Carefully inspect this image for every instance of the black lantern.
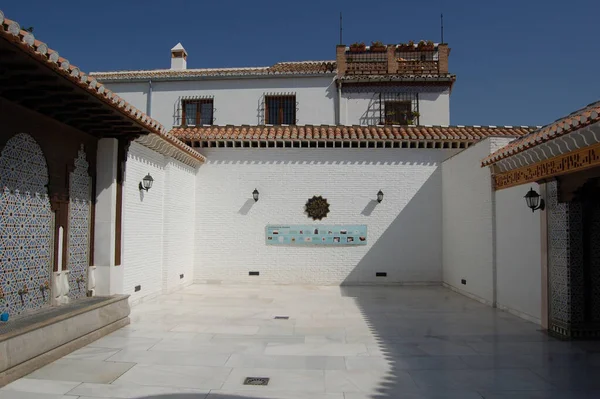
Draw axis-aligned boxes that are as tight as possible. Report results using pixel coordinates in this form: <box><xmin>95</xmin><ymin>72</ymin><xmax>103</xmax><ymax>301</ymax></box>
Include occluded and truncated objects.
<box><xmin>139</xmin><ymin>173</ymin><xmax>154</xmax><ymax>192</ymax></box>
<box><xmin>524</xmin><ymin>187</ymin><xmax>544</xmax><ymax>212</ymax></box>
<box><xmin>252</xmin><ymin>189</ymin><xmax>259</xmax><ymax>202</ymax></box>
<box><xmin>377</xmin><ymin>190</ymin><xmax>384</xmax><ymax>203</ymax></box>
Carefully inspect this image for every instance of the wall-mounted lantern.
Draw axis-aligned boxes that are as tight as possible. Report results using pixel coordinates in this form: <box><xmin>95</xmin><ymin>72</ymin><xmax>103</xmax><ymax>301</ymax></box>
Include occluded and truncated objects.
<box><xmin>253</xmin><ymin>189</ymin><xmax>259</xmax><ymax>202</ymax></box>
<box><xmin>377</xmin><ymin>190</ymin><xmax>384</xmax><ymax>203</ymax></box>
<box><xmin>524</xmin><ymin>187</ymin><xmax>544</xmax><ymax>212</ymax></box>
<box><xmin>139</xmin><ymin>173</ymin><xmax>154</xmax><ymax>192</ymax></box>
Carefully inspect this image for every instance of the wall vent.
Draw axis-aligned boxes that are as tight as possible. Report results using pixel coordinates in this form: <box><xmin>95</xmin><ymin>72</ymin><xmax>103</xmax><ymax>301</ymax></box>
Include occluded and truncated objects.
<box><xmin>249</xmin><ymin>271</ymin><xmax>260</xmax><ymax>276</ymax></box>
<box><xmin>274</xmin><ymin>316</ymin><xmax>289</xmax><ymax>320</ymax></box>
<box><xmin>461</xmin><ymin>279</ymin><xmax>466</xmax><ymax>285</ymax></box>
<box><xmin>376</xmin><ymin>272</ymin><xmax>387</xmax><ymax>277</ymax></box>
<box><xmin>134</xmin><ymin>285</ymin><xmax>141</xmax><ymax>292</ymax></box>
<box><xmin>180</xmin><ymin>274</ymin><xmax>184</xmax><ymax>279</ymax></box>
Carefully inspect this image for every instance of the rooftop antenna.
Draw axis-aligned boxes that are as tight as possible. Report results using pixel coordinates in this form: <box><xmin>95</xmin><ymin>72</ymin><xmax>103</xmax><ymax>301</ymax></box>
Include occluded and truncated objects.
<box><xmin>440</xmin><ymin>13</ymin><xmax>444</xmax><ymax>44</ymax></box>
<box><xmin>339</xmin><ymin>12</ymin><xmax>343</xmax><ymax>45</ymax></box>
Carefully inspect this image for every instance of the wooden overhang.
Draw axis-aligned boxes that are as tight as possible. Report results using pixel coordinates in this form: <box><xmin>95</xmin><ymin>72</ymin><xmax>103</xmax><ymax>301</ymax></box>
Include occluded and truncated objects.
<box><xmin>0</xmin><ymin>14</ymin><xmax>162</xmax><ymax>141</ymax></box>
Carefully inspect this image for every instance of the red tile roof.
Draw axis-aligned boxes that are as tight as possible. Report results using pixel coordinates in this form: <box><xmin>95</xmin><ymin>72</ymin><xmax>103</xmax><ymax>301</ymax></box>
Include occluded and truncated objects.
<box><xmin>90</xmin><ymin>61</ymin><xmax>337</xmax><ymax>81</ymax></box>
<box><xmin>482</xmin><ymin>101</ymin><xmax>600</xmax><ymax>166</ymax></box>
<box><xmin>0</xmin><ymin>10</ymin><xmax>204</xmax><ymax>164</ymax></box>
<box><xmin>171</xmin><ymin>125</ymin><xmax>535</xmax><ymax>144</ymax></box>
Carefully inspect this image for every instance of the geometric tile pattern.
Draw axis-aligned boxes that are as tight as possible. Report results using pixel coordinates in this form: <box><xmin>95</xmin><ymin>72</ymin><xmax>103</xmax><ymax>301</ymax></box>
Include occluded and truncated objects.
<box><xmin>67</xmin><ymin>145</ymin><xmax>92</xmax><ymax>300</ymax></box>
<box><xmin>0</xmin><ymin>133</ymin><xmax>54</xmax><ymax>317</ymax></box>
<box><xmin>547</xmin><ymin>180</ymin><xmax>572</xmax><ymax>328</ymax></box>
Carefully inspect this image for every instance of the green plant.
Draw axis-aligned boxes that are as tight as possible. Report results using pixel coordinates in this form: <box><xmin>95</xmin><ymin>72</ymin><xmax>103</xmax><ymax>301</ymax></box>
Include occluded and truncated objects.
<box><xmin>412</xmin><ymin>111</ymin><xmax>420</xmax><ymax>118</ymax></box>
<box><xmin>426</xmin><ymin>40</ymin><xmax>434</xmax><ymax>47</ymax></box>
<box><xmin>350</xmin><ymin>42</ymin><xmax>365</xmax><ymax>48</ymax></box>
<box><xmin>407</xmin><ymin>119</ymin><xmax>414</xmax><ymax>125</ymax></box>
<box><xmin>371</xmin><ymin>41</ymin><xmax>385</xmax><ymax>48</ymax></box>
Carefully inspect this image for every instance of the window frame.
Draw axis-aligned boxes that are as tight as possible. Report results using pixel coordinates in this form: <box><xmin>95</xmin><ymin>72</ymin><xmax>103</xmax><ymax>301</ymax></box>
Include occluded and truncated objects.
<box><xmin>181</xmin><ymin>98</ymin><xmax>214</xmax><ymax>126</ymax></box>
<box><xmin>264</xmin><ymin>95</ymin><xmax>296</xmax><ymax>125</ymax></box>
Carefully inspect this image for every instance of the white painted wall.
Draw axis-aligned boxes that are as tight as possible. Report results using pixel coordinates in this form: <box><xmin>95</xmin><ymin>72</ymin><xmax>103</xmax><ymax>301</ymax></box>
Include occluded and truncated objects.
<box><xmin>419</xmin><ymin>91</ymin><xmax>450</xmax><ymax>125</ymax></box>
<box><xmin>343</xmin><ymin>91</ymin><xmax>450</xmax><ymax>126</ymax></box>
<box><xmin>106</xmin><ymin>77</ymin><xmax>337</xmax><ymax>129</ymax></box>
<box><xmin>103</xmin><ymin>78</ymin><xmax>451</xmax><ymax>129</ymax></box>
<box><xmin>121</xmin><ymin>141</ymin><xmax>197</xmax><ymax>303</ymax></box>
<box><xmin>495</xmin><ymin>183</ymin><xmax>542</xmax><ymax>323</ymax></box>
<box><xmin>194</xmin><ymin>148</ymin><xmax>457</xmax><ymax>285</ymax></box>
<box><xmin>442</xmin><ymin>139</ymin><xmax>496</xmax><ymax>304</ymax></box>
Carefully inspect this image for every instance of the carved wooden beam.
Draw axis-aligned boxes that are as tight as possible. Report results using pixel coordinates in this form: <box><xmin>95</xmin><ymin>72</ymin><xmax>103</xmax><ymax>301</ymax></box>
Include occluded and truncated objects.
<box><xmin>493</xmin><ymin>141</ymin><xmax>600</xmax><ymax>190</ymax></box>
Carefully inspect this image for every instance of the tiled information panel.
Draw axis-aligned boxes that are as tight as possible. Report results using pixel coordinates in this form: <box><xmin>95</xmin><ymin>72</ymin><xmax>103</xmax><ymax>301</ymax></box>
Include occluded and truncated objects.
<box><xmin>266</xmin><ymin>225</ymin><xmax>367</xmax><ymax>246</ymax></box>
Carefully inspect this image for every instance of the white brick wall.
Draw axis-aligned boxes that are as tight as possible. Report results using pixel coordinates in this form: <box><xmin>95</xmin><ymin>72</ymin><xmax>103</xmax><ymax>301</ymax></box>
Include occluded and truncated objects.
<box><xmin>495</xmin><ymin>183</ymin><xmax>542</xmax><ymax>323</ymax></box>
<box><xmin>442</xmin><ymin>139</ymin><xmax>495</xmax><ymax>303</ymax></box>
<box><xmin>163</xmin><ymin>159</ymin><xmax>196</xmax><ymax>291</ymax></box>
<box><xmin>194</xmin><ymin>148</ymin><xmax>457</xmax><ymax>285</ymax></box>
<box><xmin>122</xmin><ymin>142</ymin><xmax>197</xmax><ymax>303</ymax></box>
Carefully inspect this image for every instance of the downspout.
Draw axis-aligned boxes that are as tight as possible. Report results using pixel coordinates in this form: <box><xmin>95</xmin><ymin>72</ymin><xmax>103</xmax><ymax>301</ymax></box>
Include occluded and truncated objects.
<box><xmin>336</xmin><ymin>80</ymin><xmax>342</xmax><ymax>125</ymax></box>
<box><xmin>146</xmin><ymin>79</ymin><xmax>153</xmax><ymax>117</ymax></box>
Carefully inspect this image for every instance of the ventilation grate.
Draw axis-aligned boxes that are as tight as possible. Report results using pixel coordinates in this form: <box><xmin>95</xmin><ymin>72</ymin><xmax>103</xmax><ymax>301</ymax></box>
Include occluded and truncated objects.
<box><xmin>274</xmin><ymin>316</ymin><xmax>289</xmax><ymax>320</ymax></box>
<box><xmin>243</xmin><ymin>377</ymin><xmax>269</xmax><ymax>386</ymax></box>
<box><xmin>249</xmin><ymin>271</ymin><xmax>260</xmax><ymax>276</ymax></box>
<box><xmin>376</xmin><ymin>272</ymin><xmax>387</xmax><ymax>277</ymax></box>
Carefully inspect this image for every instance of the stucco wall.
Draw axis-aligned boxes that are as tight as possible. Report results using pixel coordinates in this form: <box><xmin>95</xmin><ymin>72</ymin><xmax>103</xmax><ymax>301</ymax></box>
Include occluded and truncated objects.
<box><xmin>194</xmin><ymin>148</ymin><xmax>457</xmax><ymax>285</ymax></box>
<box><xmin>103</xmin><ymin>78</ymin><xmax>451</xmax><ymax>129</ymax></box>
<box><xmin>495</xmin><ymin>183</ymin><xmax>542</xmax><ymax>323</ymax></box>
<box><xmin>343</xmin><ymin>91</ymin><xmax>450</xmax><ymax>126</ymax></box>
<box><xmin>442</xmin><ymin>139</ymin><xmax>496</xmax><ymax>304</ymax></box>
<box><xmin>121</xmin><ymin>142</ymin><xmax>196</xmax><ymax>303</ymax></box>
<box><xmin>105</xmin><ymin>77</ymin><xmax>337</xmax><ymax>129</ymax></box>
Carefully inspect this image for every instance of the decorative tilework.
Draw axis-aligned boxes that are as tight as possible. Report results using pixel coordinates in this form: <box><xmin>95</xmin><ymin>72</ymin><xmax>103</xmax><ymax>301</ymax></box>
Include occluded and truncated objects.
<box><xmin>493</xmin><ymin>142</ymin><xmax>600</xmax><ymax>190</ymax></box>
<box><xmin>67</xmin><ymin>146</ymin><xmax>91</xmax><ymax>300</ymax></box>
<box><xmin>0</xmin><ymin>133</ymin><xmax>53</xmax><ymax>317</ymax></box>
<box><xmin>547</xmin><ymin>181</ymin><xmax>572</xmax><ymax>327</ymax></box>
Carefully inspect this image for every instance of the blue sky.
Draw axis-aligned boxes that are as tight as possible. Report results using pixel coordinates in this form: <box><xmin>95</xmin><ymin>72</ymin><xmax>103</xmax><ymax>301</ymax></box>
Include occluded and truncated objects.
<box><xmin>2</xmin><ymin>0</ymin><xmax>598</xmax><ymax>126</ymax></box>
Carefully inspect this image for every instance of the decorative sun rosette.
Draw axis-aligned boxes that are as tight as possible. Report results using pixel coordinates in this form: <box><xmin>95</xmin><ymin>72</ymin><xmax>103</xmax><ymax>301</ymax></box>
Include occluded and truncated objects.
<box><xmin>305</xmin><ymin>196</ymin><xmax>330</xmax><ymax>220</ymax></box>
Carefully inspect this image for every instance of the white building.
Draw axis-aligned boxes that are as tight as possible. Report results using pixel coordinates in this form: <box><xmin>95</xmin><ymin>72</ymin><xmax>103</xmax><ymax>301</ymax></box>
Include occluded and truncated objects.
<box><xmin>91</xmin><ymin>42</ymin><xmax>452</xmax><ymax>128</ymax></box>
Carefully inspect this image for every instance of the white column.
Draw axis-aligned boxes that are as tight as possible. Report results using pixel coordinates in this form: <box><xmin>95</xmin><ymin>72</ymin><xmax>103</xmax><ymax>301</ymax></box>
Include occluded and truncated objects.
<box><xmin>93</xmin><ymin>138</ymin><xmax>124</xmax><ymax>295</ymax></box>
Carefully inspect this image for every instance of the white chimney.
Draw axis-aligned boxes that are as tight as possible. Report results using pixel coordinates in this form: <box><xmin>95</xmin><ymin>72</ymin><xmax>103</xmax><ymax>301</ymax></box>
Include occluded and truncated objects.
<box><xmin>170</xmin><ymin>43</ymin><xmax>187</xmax><ymax>70</ymax></box>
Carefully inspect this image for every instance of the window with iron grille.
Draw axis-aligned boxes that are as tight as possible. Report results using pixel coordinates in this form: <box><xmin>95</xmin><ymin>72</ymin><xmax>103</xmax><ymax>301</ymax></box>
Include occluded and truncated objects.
<box><xmin>182</xmin><ymin>98</ymin><xmax>214</xmax><ymax>126</ymax></box>
<box><xmin>265</xmin><ymin>95</ymin><xmax>296</xmax><ymax>125</ymax></box>
<box><xmin>384</xmin><ymin>101</ymin><xmax>412</xmax><ymax>125</ymax></box>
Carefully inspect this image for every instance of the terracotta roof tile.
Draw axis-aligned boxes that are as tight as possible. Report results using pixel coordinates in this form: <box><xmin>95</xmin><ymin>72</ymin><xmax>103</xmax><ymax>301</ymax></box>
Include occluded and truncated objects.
<box><xmin>482</xmin><ymin>101</ymin><xmax>600</xmax><ymax>166</ymax></box>
<box><xmin>90</xmin><ymin>61</ymin><xmax>337</xmax><ymax>81</ymax></box>
<box><xmin>0</xmin><ymin>9</ymin><xmax>204</xmax><ymax>164</ymax></box>
<box><xmin>171</xmin><ymin>125</ymin><xmax>535</xmax><ymax>145</ymax></box>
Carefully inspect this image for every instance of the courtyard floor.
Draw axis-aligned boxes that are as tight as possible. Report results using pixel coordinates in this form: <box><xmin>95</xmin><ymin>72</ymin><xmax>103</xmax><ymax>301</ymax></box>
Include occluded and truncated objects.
<box><xmin>1</xmin><ymin>285</ymin><xmax>600</xmax><ymax>399</ymax></box>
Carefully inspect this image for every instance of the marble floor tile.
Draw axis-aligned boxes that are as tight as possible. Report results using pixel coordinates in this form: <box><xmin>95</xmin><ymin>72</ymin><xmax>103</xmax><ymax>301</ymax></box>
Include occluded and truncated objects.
<box><xmin>111</xmin><ymin>364</ymin><xmax>231</xmax><ymax>390</ymax></box>
<box><xmin>221</xmin><ymin>368</ymin><xmax>326</xmax><ymax>392</ymax></box>
<box><xmin>7</xmin><ymin>285</ymin><xmax>600</xmax><ymax>399</ymax></box>
<box><xmin>264</xmin><ymin>343</ymin><xmax>369</xmax><ymax>356</ymax></box>
<box><xmin>105</xmin><ymin>349</ymin><xmax>231</xmax><ymax>367</ymax></box>
<box><xmin>25</xmin><ymin>359</ymin><xmax>135</xmax><ymax>384</ymax></box>
<box><xmin>408</xmin><ymin>368</ymin><xmax>556</xmax><ymax>391</ymax></box>
<box><xmin>63</xmin><ymin>346</ymin><xmax>121</xmax><ymax>361</ymax></box>
<box><xmin>0</xmin><ymin>393</ymin><xmax>76</xmax><ymax>399</ymax></box>
<box><xmin>206</xmin><ymin>390</ymin><xmax>343</xmax><ymax>399</ymax></box>
<box><xmin>0</xmin><ymin>379</ymin><xmax>81</xmax><ymax>394</ymax></box>
<box><xmin>67</xmin><ymin>382</ymin><xmax>209</xmax><ymax>398</ymax></box>
<box><xmin>225</xmin><ymin>354</ymin><xmax>346</xmax><ymax>370</ymax></box>
<box><xmin>85</xmin><ymin>336</ymin><xmax>162</xmax><ymax>351</ymax></box>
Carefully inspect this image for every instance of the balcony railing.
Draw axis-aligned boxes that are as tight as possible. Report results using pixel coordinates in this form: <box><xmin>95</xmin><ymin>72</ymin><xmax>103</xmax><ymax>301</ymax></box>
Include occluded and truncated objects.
<box><xmin>345</xmin><ymin>51</ymin><xmax>387</xmax><ymax>75</ymax></box>
<box><xmin>343</xmin><ymin>47</ymin><xmax>442</xmax><ymax>76</ymax></box>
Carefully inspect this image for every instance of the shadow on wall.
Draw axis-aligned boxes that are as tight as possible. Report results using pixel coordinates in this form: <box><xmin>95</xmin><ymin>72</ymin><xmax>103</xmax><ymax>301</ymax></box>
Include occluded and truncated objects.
<box><xmin>238</xmin><ymin>198</ymin><xmax>255</xmax><ymax>215</ymax></box>
<box><xmin>358</xmin><ymin>94</ymin><xmax>382</xmax><ymax>126</ymax></box>
<box><xmin>343</xmin><ymin>170</ymin><xmax>442</xmax><ymax>285</ymax></box>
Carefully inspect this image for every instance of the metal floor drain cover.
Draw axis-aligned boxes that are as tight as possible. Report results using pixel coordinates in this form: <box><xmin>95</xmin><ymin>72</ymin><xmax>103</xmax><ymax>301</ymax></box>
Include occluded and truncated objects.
<box><xmin>244</xmin><ymin>377</ymin><xmax>270</xmax><ymax>386</ymax></box>
<box><xmin>274</xmin><ymin>316</ymin><xmax>289</xmax><ymax>320</ymax></box>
